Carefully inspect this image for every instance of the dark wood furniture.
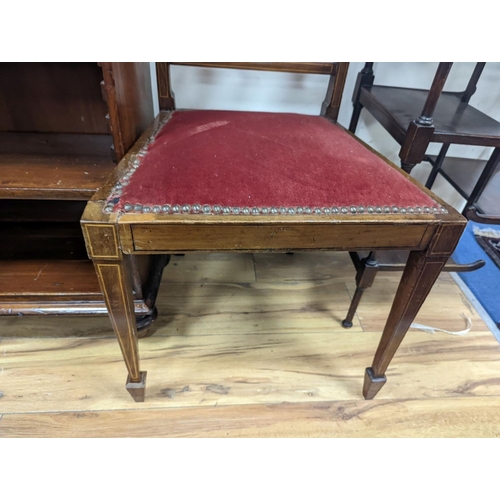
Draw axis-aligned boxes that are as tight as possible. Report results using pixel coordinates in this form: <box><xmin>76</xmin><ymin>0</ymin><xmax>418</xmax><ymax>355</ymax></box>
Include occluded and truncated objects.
<box><xmin>341</xmin><ymin>249</ymin><xmax>484</xmax><ymax>328</ymax></box>
<box><xmin>350</xmin><ymin>62</ymin><xmax>500</xmax><ymax>212</ymax></box>
<box><xmin>343</xmin><ymin>63</ymin><xmax>499</xmax><ymax>327</ymax></box>
<box><xmin>0</xmin><ymin>63</ymin><xmax>165</xmax><ymax>333</ymax></box>
<box><xmin>82</xmin><ymin>62</ymin><xmax>466</xmax><ymax>402</ymax></box>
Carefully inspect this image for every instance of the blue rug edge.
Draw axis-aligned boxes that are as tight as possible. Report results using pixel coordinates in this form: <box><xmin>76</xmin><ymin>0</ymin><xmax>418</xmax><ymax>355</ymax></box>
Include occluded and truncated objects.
<box><xmin>452</xmin><ymin>221</ymin><xmax>500</xmax><ymax>342</ymax></box>
<box><xmin>450</xmin><ymin>272</ymin><xmax>500</xmax><ymax>344</ymax></box>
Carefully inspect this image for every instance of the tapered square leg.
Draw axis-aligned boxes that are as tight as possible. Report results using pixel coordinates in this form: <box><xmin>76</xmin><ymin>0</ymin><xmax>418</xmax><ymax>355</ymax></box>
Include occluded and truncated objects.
<box><xmin>363</xmin><ymin>368</ymin><xmax>386</xmax><ymax>400</ymax></box>
<box><xmin>365</xmin><ymin>223</ymin><xmax>465</xmax><ymax>399</ymax></box>
<box><xmin>126</xmin><ymin>371</ymin><xmax>147</xmax><ymax>402</ymax></box>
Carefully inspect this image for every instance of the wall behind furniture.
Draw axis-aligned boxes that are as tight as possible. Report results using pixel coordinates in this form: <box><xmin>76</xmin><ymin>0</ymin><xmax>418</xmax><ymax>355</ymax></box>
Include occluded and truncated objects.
<box><xmin>149</xmin><ymin>62</ymin><xmax>500</xmax><ymax>212</ymax></box>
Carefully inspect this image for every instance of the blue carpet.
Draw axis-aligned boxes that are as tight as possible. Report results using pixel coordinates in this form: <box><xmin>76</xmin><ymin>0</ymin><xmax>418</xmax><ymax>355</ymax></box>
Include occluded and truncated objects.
<box><xmin>453</xmin><ymin>221</ymin><xmax>500</xmax><ymax>328</ymax></box>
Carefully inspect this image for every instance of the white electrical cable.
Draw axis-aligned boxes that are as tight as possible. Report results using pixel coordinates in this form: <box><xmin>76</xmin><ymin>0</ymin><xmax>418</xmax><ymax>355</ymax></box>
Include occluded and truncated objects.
<box><xmin>410</xmin><ymin>313</ymin><xmax>472</xmax><ymax>336</ymax></box>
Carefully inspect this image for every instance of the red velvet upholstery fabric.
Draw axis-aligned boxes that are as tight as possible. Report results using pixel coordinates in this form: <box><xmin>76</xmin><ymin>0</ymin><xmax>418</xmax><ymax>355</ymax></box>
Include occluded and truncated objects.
<box><xmin>111</xmin><ymin>110</ymin><xmax>440</xmax><ymax>214</ymax></box>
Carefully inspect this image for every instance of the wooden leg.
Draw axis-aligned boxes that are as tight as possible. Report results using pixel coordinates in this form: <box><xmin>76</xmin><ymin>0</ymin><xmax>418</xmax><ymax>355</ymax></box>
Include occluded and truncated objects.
<box><xmin>136</xmin><ymin>307</ymin><xmax>159</xmax><ymax>339</ymax></box>
<box><xmin>343</xmin><ymin>252</ymin><xmax>379</xmax><ymax>328</ymax></box>
<box><xmin>349</xmin><ymin>62</ymin><xmax>374</xmax><ymax>133</ymax></box>
<box><xmin>425</xmin><ymin>144</ymin><xmax>449</xmax><ymax>189</ymax></box>
<box><xmin>93</xmin><ymin>259</ymin><xmax>146</xmax><ymax>402</ymax></box>
<box><xmin>363</xmin><ymin>223</ymin><xmax>465</xmax><ymax>399</ymax></box>
<box><xmin>464</xmin><ymin>147</ymin><xmax>500</xmax><ymax>213</ymax></box>
<box><xmin>349</xmin><ymin>104</ymin><xmax>363</xmax><ymax>133</ymax></box>
<box><xmin>135</xmin><ymin>254</ymin><xmax>170</xmax><ymax>339</ymax></box>
<box><xmin>401</xmin><ymin>162</ymin><xmax>416</xmax><ymax>175</ymax></box>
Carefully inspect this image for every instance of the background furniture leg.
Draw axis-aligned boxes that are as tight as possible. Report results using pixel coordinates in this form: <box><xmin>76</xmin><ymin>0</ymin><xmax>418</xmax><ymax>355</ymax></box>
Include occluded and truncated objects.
<box><xmin>349</xmin><ymin>62</ymin><xmax>374</xmax><ymax>133</ymax></box>
<box><xmin>464</xmin><ymin>147</ymin><xmax>500</xmax><ymax>214</ymax></box>
<box><xmin>135</xmin><ymin>254</ymin><xmax>170</xmax><ymax>338</ymax></box>
<box><xmin>343</xmin><ymin>252</ymin><xmax>379</xmax><ymax>328</ymax></box>
<box><xmin>349</xmin><ymin>104</ymin><xmax>363</xmax><ymax>133</ymax></box>
<box><xmin>425</xmin><ymin>144</ymin><xmax>450</xmax><ymax>189</ymax></box>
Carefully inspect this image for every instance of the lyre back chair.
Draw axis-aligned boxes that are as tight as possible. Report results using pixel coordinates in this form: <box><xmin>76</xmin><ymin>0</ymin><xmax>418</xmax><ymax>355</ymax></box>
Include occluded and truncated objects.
<box><xmin>82</xmin><ymin>62</ymin><xmax>466</xmax><ymax>402</ymax></box>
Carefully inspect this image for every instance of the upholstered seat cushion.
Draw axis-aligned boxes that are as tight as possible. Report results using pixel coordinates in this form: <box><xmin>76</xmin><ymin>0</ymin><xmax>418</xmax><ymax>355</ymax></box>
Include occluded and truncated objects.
<box><xmin>107</xmin><ymin>110</ymin><xmax>443</xmax><ymax>215</ymax></box>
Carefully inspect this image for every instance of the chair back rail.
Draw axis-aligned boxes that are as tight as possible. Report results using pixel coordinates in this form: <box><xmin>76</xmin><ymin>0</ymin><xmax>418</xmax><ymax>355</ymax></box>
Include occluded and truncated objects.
<box><xmin>173</xmin><ymin>62</ymin><xmax>336</xmax><ymax>74</ymax></box>
<box><xmin>155</xmin><ymin>62</ymin><xmax>349</xmax><ymax>122</ymax></box>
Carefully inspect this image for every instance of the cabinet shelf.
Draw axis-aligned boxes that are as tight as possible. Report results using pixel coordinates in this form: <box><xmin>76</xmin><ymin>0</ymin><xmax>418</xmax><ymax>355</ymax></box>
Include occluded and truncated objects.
<box><xmin>0</xmin><ymin>132</ymin><xmax>114</xmax><ymax>200</ymax></box>
<box><xmin>426</xmin><ymin>154</ymin><xmax>488</xmax><ymax>199</ymax></box>
<box><xmin>0</xmin><ymin>62</ymin><xmax>155</xmax><ymax>320</ymax></box>
<box><xmin>0</xmin><ymin>200</ymin><xmax>87</xmax><ymax>222</ymax></box>
<box><xmin>0</xmin><ymin>222</ymin><xmax>87</xmax><ymax>260</ymax></box>
<box><xmin>0</xmin><ymin>259</ymin><xmax>149</xmax><ymax>316</ymax></box>
<box><xmin>361</xmin><ymin>86</ymin><xmax>500</xmax><ymax>146</ymax></box>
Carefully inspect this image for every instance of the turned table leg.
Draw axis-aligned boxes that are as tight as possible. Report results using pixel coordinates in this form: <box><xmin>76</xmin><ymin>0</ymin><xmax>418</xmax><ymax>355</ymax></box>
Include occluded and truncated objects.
<box><xmin>363</xmin><ymin>223</ymin><xmax>465</xmax><ymax>399</ymax></box>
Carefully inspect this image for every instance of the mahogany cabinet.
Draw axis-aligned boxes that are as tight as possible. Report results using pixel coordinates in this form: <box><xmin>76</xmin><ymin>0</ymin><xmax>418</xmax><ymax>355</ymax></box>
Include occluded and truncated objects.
<box><xmin>0</xmin><ymin>62</ymin><xmax>161</xmax><ymax>327</ymax></box>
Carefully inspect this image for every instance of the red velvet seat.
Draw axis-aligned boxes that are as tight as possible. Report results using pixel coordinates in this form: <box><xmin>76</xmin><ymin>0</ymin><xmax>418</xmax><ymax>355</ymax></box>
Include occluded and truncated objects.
<box><xmin>106</xmin><ymin>110</ymin><xmax>445</xmax><ymax>216</ymax></box>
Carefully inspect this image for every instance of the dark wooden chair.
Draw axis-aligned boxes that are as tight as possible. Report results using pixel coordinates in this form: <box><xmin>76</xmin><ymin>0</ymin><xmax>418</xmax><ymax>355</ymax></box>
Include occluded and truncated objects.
<box><xmin>82</xmin><ymin>62</ymin><xmax>466</xmax><ymax>403</ymax></box>
<box><xmin>342</xmin><ymin>63</ymin><xmax>498</xmax><ymax>328</ymax></box>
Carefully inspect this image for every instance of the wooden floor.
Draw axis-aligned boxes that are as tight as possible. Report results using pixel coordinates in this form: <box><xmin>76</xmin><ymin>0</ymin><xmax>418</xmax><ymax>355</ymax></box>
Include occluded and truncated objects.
<box><xmin>1</xmin><ymin>252</ymin><xmax>500</xmax><ymax>437</ymax></box>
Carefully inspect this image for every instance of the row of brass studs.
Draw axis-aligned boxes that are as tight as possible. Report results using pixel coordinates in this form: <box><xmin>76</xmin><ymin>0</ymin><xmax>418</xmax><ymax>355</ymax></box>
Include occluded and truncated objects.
<box><xmin>112</xmin><ymin>203</ymin><xmax>448</xmax><ymax>215</ymax></box>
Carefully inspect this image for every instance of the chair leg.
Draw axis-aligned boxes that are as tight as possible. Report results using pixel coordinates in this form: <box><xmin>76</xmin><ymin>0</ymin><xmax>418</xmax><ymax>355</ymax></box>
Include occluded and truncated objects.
<box><xmin>343</xmin><ymin>252</ymin><xmax>379</xmax><ymax>328</ymax></box>
<box><xmin>363</xmin><ymin>223</ymin><xmax>465</xmax><ymax>399</ymax></box>
<box><xmin>93</xmin><ymin>258</ymin><xmax>146</xmax><ymax>402</ymax></box>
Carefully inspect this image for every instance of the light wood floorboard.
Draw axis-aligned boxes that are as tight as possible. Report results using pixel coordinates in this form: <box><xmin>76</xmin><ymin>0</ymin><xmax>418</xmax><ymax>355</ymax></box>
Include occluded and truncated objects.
<box><xmin>2</xmin><ymin>397</ymin><xmax>500</xmax><ymax>438</ymax></box>
<box><xmin>1</xmin><ymin>252</ymin><xmax>499</xmax><ymax>436</ymax></box>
